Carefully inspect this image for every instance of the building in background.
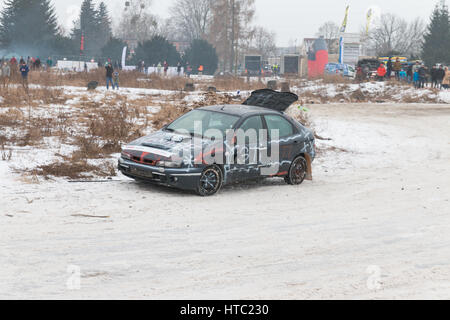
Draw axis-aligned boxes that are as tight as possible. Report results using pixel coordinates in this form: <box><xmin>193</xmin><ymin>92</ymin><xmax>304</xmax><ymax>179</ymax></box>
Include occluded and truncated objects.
<box><xmin>340</xmin><ymin>33</ymin><xmax>361</xmax><ymax>66</ymax></box>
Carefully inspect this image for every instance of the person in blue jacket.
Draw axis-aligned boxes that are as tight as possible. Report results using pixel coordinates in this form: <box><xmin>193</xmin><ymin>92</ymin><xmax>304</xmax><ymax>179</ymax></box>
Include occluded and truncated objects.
<box><xmin>19</xmin><ymin>61</ymin><xmax>29</xmax><ymax>90</ymax></box>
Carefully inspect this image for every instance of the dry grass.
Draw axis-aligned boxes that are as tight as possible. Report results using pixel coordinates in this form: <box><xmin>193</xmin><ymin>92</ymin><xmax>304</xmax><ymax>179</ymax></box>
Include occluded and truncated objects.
<box><xmin>317</xmin><ymin>74</ymin><xmax>353</xmax><ymax>84</ymax></box>
<box><xmin>206</xmin><ymin>75</ymin><xmax>266</xmax><ymax>91</ymax></box>
<box><xmin>15</xmin><ymin>69</ymin><xmax>189</xmax><ymax>91</ymax></box>
<box><xmin>35</xmin><ymin>159</ymin><xmax>116</xmax><ymax>180</ymax></box>
<box><xmin>5</xmin><ymin>69</ymin><xmax>272</xmax><ymax>92</ymax></box>
<box><xmin>85</xmin><ymin>101</ymin><xmax>147</xmax><ymax>153</ymax></box>
<box><xmin>0</xmin><ymin>86</ymin><xmax>72</xmax><ymax>108</ymax></box>
<box><xmin>0</xmin><ymin>107</ymin><xmax>24</xmax><ymax>125</ymax></box>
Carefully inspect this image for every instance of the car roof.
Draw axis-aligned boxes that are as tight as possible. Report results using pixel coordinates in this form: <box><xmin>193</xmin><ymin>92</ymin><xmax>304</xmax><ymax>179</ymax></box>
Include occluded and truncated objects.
<box><xmin>199</xmin><ymin>104</ymin><xmax>283</xmax><ymax>117</ymax></box>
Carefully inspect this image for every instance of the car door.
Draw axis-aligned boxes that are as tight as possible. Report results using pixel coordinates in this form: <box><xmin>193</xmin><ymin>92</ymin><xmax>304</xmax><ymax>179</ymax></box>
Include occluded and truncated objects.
<box><xmin>263</xmin><ymin>114</ymin><xmax>296</xmax><ymax>175</ymax></box>
<box><xmin>230</xmin><ymin>115</ymin><xmax>266</xmax><ymax>182</ymax></box>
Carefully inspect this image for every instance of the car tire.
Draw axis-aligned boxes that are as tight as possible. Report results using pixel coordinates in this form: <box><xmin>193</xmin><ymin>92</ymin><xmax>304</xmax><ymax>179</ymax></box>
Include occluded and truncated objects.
<box><xmin>285</xmin><ymin>156</ymin><xmax>308</xmax><ymax>185</ymax></box>
<box><xmin>197</xmin><ymin>165</ymin><xmax>223</xmax><ymax>196</ymax></box>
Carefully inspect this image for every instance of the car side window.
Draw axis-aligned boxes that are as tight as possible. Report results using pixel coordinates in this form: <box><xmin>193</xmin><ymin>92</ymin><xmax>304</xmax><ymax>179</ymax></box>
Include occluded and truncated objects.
<box><xmin>264</xmin><ymin>115</ymin><xmax>294</xmax><ymax>139</ymax></box>
<box><xmin>239</xmin><ymin>116</ymin><xmax>263</xmax><ymax>132</ymax></box>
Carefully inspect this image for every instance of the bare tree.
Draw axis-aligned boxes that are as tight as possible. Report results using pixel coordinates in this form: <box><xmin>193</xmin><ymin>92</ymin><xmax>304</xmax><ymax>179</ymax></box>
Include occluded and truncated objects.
<box><xmin>168</xmin><ymin>0</ymin><xmax>212</xmax><ymax>42</ymax></box>
<box><xmin>115</xmin><ymin>0</ymin><xmax>159</xmax><ymax>43</ymax></box>
<box><xmin>366</xmin><ymin>14</ymin><xmax>425</xmax><ymax>57</ymax></box>
<box><xmin>316</xmin><ymin>21</ymin><xmax>340</xmax><ymax>53</ymax></box>
<box><xmin>209</xmin><ymin>0</ymin><xmax>255</xmax><ymax>73</ymax></box>
<box><xmin>244</xmin><ymin>26</ymin><xmax>277</xmax><ymax>59</ymax></box>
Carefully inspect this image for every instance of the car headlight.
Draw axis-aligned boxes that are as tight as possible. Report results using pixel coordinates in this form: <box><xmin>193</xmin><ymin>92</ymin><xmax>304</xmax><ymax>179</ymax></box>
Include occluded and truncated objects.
<box><xmin>156</xmin><ymin>160</ymin><xmax>182</xmax><ymax>168</ymax></box>
<box><xmin>121</xmin><ymin>151</ymin><xmax>132</xmax><ymax>160</ymax></box>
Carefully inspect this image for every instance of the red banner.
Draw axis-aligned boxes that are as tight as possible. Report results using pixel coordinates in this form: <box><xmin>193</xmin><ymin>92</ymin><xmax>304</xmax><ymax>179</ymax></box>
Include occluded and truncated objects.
<box><xmin>80</xmin><ymin>34</ymin><xmax>85</xmax><ymax>53</ymax></box>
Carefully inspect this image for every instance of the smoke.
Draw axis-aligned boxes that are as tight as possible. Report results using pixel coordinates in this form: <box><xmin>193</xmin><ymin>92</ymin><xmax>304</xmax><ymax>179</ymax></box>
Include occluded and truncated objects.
<box><xmin>0</xmin><ymin>44</ymin><xmax>54</xmax><ymax>60</ymax></box>
<box><xmin>65</xmin><ymin>5</ymin><xmax>81</xmax><ymax>33</ymax></box>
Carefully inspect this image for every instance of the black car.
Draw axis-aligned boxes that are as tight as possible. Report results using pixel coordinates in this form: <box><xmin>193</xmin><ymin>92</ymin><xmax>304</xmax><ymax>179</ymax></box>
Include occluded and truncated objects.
<box><xmin>357</xmin><ymin>58</ymin><xmax>380</xmax><ymax>78</ymax></box>
<box><xmin>118</xmin><ymin>89</ymin><xmax>316</xmax><ymax>196</ymax></box>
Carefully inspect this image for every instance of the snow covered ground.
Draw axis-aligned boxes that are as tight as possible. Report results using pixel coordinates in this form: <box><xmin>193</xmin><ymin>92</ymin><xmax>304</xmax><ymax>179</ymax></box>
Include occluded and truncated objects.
<box><xmin>1</xmin><ymin>100</ymin><xmax>450</xmax><ymax>299</ymax></box>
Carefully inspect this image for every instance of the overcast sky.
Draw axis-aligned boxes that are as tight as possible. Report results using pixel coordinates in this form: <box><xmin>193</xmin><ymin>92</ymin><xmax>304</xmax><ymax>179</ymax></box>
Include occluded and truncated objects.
<box><xmin>3</xmin><ymin>0</ymin><xmax>439</xmax><ymax>45</ymax></box>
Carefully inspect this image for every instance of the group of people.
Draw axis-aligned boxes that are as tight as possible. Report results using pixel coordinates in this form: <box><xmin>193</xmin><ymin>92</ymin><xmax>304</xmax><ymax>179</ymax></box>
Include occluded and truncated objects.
<box><xmin>372</xmin><ymin>58</ymin><xmax>406</xmax><ymax>81</ymax></box>
<box><xmin>136</xmin><ymin>61</ymin><xmax>200</xmax><ymax>78</ymax></box>
<box><xmin>0</xmin><ymin>55</ymin><xmax>46</xmax><ymax>90</ymax></box>
<box><xmin>408</xmin><ymin>62</ymin><xmax>449</xmax><ymax>89</ymax></box>
<box><xmin>271</xmin><ymin>64</ymin><xmax>280</xmax><ymax>76</ymax></box>
<box><xmin>359</xmin><ymin>57</ymin><xmax>450</xmax><ymax>90</ymax></box>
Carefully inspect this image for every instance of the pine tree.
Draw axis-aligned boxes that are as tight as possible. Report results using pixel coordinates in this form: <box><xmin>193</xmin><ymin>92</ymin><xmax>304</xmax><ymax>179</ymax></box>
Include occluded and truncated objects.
<box><xmin>96</xmin><ymin>2</ymin><xmax>112</xmax><ymax>50</ymax></box>
<box><xmin>0</xmin><ymin>0</ymin><xmax>59</xmax><ymax>56</ymax></box>
<box><xmin>183</xmin><ymin>39</ymin><xmax>218</xmax><ymax>75</ymax></box>
<box><xmin>422</xmin><ymin>0</ymin><xmax>450</xmax><ymax>66</ymax></box>
<box><xmin>134</xmin><ymin>36</ymin><xmax>181</xmax><ymax>66</ymax></box>
<box><xmin>71</xmin><ymin>0</ymin><xmax>112</xmax><ymax>57</ymax></box>
<box><xmin>71</xmin><ymin>0</ymin><xmax>99</xmax><ymax>56</ymax></box>
<box><xmin>101</xmin><ymin>37</ymin><xmax>126</xmax><ymax>62</ymax></box>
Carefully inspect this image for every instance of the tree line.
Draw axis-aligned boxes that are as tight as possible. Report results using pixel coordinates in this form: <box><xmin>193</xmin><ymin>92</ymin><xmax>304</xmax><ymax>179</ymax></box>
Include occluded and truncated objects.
<box><xmin>316</xmin><ymin>0</ymin><xmax>450</xmax><ymax>66</ymax></box>
<box><xmin>0</xmin><ymin>0</ymin><xmax>276</xmax><ymax>75</ymax></box>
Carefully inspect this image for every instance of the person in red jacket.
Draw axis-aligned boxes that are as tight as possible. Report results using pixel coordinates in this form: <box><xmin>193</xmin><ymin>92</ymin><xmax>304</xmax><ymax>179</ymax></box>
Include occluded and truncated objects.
<box><xmin>377</xmin><ymin>64</ymin><xmax>387</xmax><ymax>81</ymax></box>
<box><xmin>198</xmin><ymin>64</ymin><xmax>204</xmax><ymax>75</ymax></box>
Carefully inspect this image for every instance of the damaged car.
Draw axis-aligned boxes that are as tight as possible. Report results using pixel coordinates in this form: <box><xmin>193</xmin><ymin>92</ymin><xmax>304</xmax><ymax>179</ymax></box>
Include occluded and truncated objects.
<box><xmin>118</xmin><ymin>89</ymin><xmax>316</xmax><ymax>196</ymax></box>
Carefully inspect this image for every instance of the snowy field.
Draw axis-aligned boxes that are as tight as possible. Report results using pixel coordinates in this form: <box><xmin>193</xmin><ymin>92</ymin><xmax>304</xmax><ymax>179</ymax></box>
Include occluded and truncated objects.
<box><xmin>1</xmin><ymin>88</ymin><xmax>449</xmax><ymax>299</ymax></box>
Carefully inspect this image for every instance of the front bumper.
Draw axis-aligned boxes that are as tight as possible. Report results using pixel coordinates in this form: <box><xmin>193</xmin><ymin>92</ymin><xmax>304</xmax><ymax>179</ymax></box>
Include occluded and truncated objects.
<box><xmin>118</xmin><ymin>158</ymin><xmax>203</xmax><ymax>191</ymax></box>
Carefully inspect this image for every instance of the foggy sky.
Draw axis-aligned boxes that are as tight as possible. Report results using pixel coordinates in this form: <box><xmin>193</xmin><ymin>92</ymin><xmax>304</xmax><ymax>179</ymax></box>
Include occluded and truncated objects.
<box><xmin>2</xmin><ymin>0</ymin><xmax>439</xmax><ymax>45</ymax></box>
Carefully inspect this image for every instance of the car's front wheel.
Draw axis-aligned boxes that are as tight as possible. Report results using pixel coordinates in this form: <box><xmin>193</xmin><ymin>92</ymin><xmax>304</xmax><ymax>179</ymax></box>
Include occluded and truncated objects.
<box><xmin>285</xmin><ymin>156</ymin><xmax>307</xmax><ymax>185</ymax></box>
<box><xmin>197</xmin><ymin>165</ymin><xmax>223</xmax><ymax>196</ymax></box>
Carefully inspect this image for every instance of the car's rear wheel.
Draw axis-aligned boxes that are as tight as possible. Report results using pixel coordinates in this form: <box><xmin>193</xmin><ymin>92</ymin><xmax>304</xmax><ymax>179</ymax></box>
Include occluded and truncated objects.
<box><xmin>285</xmin><ymin>156</ymin><xmax>307</xmax><ymax>185</ymax></box>
<box><xmin>197</xmin><ymin>165</ymin><xmax>223</xmax><ymax>196</ymax></box>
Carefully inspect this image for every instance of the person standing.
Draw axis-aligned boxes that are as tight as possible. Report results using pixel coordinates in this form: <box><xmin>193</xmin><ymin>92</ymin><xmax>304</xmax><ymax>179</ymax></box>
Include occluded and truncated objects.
<box><xmin>34</xmin><ymin>57</ymin><xmax>41</xmax><ymax>70</ymax></box>
<box><xmin>407</xmin><ymin>64</ymin><xmax>413</xmax><ymax>83</ymax></box>
<box><xmin>46</xmin><ymin>57</ymin><xmax>53</xmax><ymax>69</ymax></box>
<box><xmin>19</xmin><ymin>61</ymin><xmax>29</xmax><ymax>91</ymax></box>
<box><xmin>177</xmin><ymin>62</ymin><xmax>182</xmax><ymax>76</ymax></box>
<box><xmin>412</xmin><ymin>61</ymin><xmax>420</xmax><ymax>88</ymax></box>
<box><xmin>436</xmin><ymin>65</ymin><xmax>445</xmax><ymax>89</ymax></box>
<box><xmin>163</xmin><ymin>61</ymin><xmax>169</xmax><ymax>76</ymax></box>
<box><xmin>430</xmin><ymin>65</ymin><xmax>438</xmax><ymax>88</ymax></box>
<box><xmin>386</xmin><ymin>57</ymin><xmax>393</xmax><ymax>79</ymax></box>
<box><xmin>393</xmin><ymin>58</ymin><xmax>402</xmax><ymax>80</ymax></box>
<box><xmin>1</xmin><ymin>61</ymin><xmax>11</xmax><ymax>89</ymax></box>
<box><xmin>157</xmin><ymin>62</ymin><xmax>162</xmax><ymax>75</ymax></box>
<box><xmin>105</xmin><ymin>62</ymin><xmax>114</xmax><ymax>90</ymax></box>
<box><xmin>198</xmin><ymin>64</ymin><xmax>204</xmax><ymax>75</ymax></box>
<box><xmin>442</xmin><ymin>66</ymin><xmax>450</xmax><ymax>89</ymax></box>
<box><xmin>185</xmin><ymin>62</ymin><xmax>192</xmax><ymax>78</ymax></box>
<box><xmin>377</xmin><ymin>64</ymin><xmax>386</xmax><ymax>81</ymax></box>
<box><xmin>113</xmin><ymin>70</ymin><xmax>120</xmax><ymax>90</ymax></box>
<box><xmin>418</xmin><ymin>64</ymin><xmax>427</xmax><ymax>89</ymax></box>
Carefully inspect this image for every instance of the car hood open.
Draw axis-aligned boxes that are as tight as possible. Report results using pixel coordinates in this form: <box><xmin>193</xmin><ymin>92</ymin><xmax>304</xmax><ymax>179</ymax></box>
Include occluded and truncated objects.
<box><xmin>243</xmin><ymin>89</ymin><xmax>298</xmax><ymax>112</ymax></box>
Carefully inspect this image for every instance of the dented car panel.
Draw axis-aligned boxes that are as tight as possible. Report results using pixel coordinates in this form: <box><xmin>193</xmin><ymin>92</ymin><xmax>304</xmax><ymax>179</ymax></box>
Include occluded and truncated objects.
<box><xmin>119</xmin><ymin>101</ymin><xmax>315</xmax><ymax>195</ymax></box>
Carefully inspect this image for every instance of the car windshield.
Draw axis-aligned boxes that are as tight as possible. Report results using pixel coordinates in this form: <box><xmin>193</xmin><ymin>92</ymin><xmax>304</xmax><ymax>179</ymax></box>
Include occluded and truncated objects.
<box><xmin>166</xmin><ymin>110</ymin><xmax>239</xmax><ymax>138</ymax></box>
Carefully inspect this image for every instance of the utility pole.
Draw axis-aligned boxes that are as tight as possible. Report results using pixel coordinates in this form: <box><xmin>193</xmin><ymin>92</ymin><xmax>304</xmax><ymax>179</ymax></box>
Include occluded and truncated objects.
<box><xmin>230</xmin><ymin>0</ymin><xmax>235</xmax><ymax>74</ymax></box>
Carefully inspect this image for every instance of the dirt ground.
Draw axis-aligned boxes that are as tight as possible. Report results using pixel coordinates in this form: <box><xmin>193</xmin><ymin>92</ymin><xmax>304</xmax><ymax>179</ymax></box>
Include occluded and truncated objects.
<box><xmin>1</xmin><ymin>103</ymin><xmax>450</xmax><ymax>299</ymax></box>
